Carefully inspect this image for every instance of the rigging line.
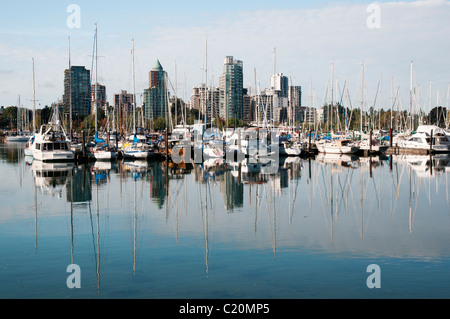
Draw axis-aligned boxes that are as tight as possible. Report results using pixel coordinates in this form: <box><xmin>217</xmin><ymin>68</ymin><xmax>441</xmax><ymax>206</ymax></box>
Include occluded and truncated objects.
<box><xmin>345</xmin><ymin>166</ymin><xmax>360</xmax><ymax>224</ymax></box>
<box><xmin>289</xmin><ymin>167</ymin><xmax>301</xmax><ymax>221</ymax></box>
<box><xmin>336</xmin><ymin>171</ymin><xmax>351</xmax><ymax>214</ymax></box>
<box><xmin>338</xmin><ymin>166</ymin><xmax>352</xmax><ymax>212</ymax></box>
<box><xmin>370</xmin><ymin>166</ymin><xmax>381</xmax><ymax>211</ymax></box>
<box><xmin>319</xmin><ymin>164</ymin><xmax>329</xmax><ymax>203</ymax></box>
<box><xmin>396</xmin><ymin>158</ymin><xmax>407</xmax><ymax>200</ymax></box>
<box><xmin>360</xmin><ymin>168</ymin><xmax>381</xmax><ymax>236</ymax></box>
<box><xmin>88</xmin><ymin>197</ymin><xmax>97</xmax><ymax>273</ymax></box>
<box><xmin>411</xmin><ymin>172</ymin><xmax>424</xmax><ymax>230</ymax></box>
<box><xmin>315</xmin><ymin>164</ymin><xmax>332</xmax><ymax>237</ymax></box>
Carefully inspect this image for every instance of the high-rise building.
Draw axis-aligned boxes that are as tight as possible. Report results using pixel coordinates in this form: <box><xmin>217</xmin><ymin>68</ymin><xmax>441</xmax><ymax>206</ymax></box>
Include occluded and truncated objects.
<box><xmin>144</xmin><ymin>60</ymin><xmax>168</xmax><ymax>121</ymax></box>
<box><xmin>114</xmin><ymin>90</ymin><xmax>134</xmax><ymax>129</ymax></box>
<box><xmin>219</xmin><ymin>56</ymin><xmax>244</xmax><ymax>122</ymax></box>
<box><xmin>270</xmin><ymin>73</ymin><xmax>289</xmax><ymax>124</ymax></box>
<box><xmin>288</xmin><ymin>86</ymin><xmax>302</xmax><ymax>125</ymax></box>
<box><xmin>242</xmin><ymin>88</ymin><xmax>252</xmax><ymax>123</ymax></box>
<box><xmin>252</xmin><ymin>89</ymin><xmax>274</xmax><ymax>125</ymax></box>
<box><xmin>190</xmin><ymin>84</ymin><xmax>220</xmax><ymax>122</ymax></box>
<box><xmin>90</xmin><ymin>83</ymin><xmax>107</xmax><ymax>114</ymax></box>
<box><xmin>63</xmin><ymin>66</ymin><xmax>91</xmax><ymax>120</ymax></box>
<box><xmin>271</xmin><ymin>73</ymin><xmax>289</xmax><ymax>98</ymax></box>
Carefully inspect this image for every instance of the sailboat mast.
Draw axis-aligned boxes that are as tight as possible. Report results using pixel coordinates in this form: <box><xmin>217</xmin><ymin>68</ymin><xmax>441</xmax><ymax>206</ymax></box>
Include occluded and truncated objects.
<box><xmin>204</xmin><ymin>37</ymin><xmax>208</xmax><ymax>128</ymax></box>
<box><xmin>94</xmin><ymin>23</ymin><xmax>98</xmax><ymax>134</ymax></box>
<box><xmin>32</xmin><ymin>58</ymin><xmax>36</xmax><ymax>133</ymax></box>
<box><xmin>69</xmin><ymin>36</ymin><xmax>73</xmax><ymax>140</ymax></box>
<box><xmin>361</xmin><ymin>61</ymin><xmax>364</xmax><ymax>135</ymax></box>
<box><xmin>254</xmin><ymin>68</ymin><xmax>258</xmax><ymax>127</ymax></box>
<box><xmin>132</xmin><ymin>39</ymin><xmax>136</xmax><ymax>135</ymax></box>
<box><xmin>174</xmin><ymin>61</ymin><xmax>177</xmax><ymax>128</ymax></box>
<box><xmin>331</xmin><ymin>61</ymin><xmax>334</xmax><ymax>133</ymax></box>
<box><xmin>18</xmin><ymin>95</ymin><xmax>21</xmax><ymax>132</ymax></box>
<box><xmin>410</xmin><ymin>61</ymin><xmax>413</xmax><ymax>131</ymax></box>
<box><xmin>390</xmin><ymin>76</ymin><xmax>394</xmax><ymax>130</ymax></box>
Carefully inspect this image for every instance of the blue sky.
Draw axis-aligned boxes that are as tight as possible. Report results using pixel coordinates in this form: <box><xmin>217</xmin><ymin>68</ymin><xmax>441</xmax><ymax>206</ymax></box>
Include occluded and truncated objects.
<box><xmin>1</xmin><ymin>0</ymin><xmax>449</xmax><ymax>114</ymax></box>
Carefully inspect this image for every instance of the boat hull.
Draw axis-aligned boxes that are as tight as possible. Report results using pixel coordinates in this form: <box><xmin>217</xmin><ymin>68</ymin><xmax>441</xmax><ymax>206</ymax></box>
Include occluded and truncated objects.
<box><xmin>32</xmin><ymin>150</ymin><xmax>75</xmax><ymax>162</ymax></box>
<box><xmin>322</xmin><ymin>146</ymin><xmax>359</xmax><ymax>154</ymax></box>
<box><xmin>6</xmin><ymin>136</ymin><xmax>30</xmax><ymax>143</ymax></box>
<box><xmin>122</xmin><ymin>150</ymin><xmax>150</xmax><ymax>159</ymax></box>
<box><xmin>92</xmin><ymin>151</ymin><xmax>118</xmax><ymax>161</ymax></box>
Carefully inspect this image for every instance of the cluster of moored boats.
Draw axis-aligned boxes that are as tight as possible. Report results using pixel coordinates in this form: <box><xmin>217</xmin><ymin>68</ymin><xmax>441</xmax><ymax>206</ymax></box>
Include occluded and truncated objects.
<box><xmin>4</xmin><ymin>105</ymin><xmax>450</xmax><ymax>163</ymax></box>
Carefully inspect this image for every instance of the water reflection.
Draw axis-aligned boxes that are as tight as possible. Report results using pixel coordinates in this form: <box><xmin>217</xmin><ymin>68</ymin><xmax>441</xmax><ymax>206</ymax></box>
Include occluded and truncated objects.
<box><xmin>30</xmin><ymin>161</ymin><xmax>74</xmax><ymax>197</ymax></box>
<box><xmin>2</xmin><ymin>141</ymin><xmax>450</xmax><ymax>298</ymax></box>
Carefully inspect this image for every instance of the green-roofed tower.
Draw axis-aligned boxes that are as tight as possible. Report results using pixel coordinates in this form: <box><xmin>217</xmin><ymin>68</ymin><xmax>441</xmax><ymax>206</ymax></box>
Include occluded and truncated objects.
<box><xmin>144</xmin><ymin>59</ymin><xmax>168</xmax><ymax>124</ymax></box>
<box><xmin>153</xmin><ymin>59</ymin><xmax>163</xmax><ymax>71</ymax></box>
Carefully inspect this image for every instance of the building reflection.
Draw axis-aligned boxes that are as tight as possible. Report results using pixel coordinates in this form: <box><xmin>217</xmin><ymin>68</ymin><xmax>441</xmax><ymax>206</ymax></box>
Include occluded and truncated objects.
<box><xmin>67</xmin><ymin>164</ymin><xmax>92</xmax><ymax>203</ymax></box>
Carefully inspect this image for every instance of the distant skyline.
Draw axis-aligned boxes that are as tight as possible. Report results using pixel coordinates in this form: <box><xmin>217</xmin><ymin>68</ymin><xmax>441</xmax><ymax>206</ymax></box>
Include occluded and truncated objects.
<box><xmin>1</xmin><ymin>0</ymin><xmax>449</xmax><ymax>115</ymax></box>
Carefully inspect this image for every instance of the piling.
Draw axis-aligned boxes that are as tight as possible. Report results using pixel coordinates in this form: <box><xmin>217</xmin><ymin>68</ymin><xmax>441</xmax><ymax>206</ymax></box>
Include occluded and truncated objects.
<box><xmin>82</xmin><ymin>130</ymin><xmax>86</xmax><ymax>158</ymax></box>
<box><xmin>308</xmin><ymin>131</ymin><xmax>312</xmax><ymax>153</ymax></box>
<box><xmin>430</xmin><ymin>129</ymin><xmax>433</xmax><ymax>154</ymax></box>
<box><xmin>389</xmin><ymin>128</ymin><xmax>393</xmax><ymax>147</ymax></box>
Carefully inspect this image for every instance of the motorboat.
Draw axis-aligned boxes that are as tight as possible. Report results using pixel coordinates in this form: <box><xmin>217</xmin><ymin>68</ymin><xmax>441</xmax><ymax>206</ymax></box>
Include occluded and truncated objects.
<box><xmin>316</xmin><ymin>138</ymin><xmax>359</xmax><ymax>154</ymax></box>
<box><xmin>416</xmin><ymin>125</ymin><xmax>450</xmax><ymax>152</ymax></box>
<box><xmin>28</xmin><ymin>108</ymin><xmax>75</xmax><ymax>162</ymax></box>
<box><xmin>397</xmin><ymin>132</ymin><xmax>450</xmax><ymax>152</ymax></box>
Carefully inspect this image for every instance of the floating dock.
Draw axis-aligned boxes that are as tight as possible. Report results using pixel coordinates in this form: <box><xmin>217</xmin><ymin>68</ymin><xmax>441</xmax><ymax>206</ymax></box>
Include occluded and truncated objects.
<box><xmin>385</xmin><ymin>147</ymin><xmax>434</xmax><ymax>155</ymax></box>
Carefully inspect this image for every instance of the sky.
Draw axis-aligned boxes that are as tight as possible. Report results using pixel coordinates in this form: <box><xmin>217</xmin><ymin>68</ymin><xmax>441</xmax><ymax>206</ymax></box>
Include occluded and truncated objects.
<box><xmin>1</xmin><ymin>0</ymin><xmax>449</xmax><ymax>114</ymax></box>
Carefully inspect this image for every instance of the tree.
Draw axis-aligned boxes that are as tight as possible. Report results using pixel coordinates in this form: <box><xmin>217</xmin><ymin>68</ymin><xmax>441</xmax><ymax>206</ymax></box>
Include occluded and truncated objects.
<box><xmin>153</xmin><ymin>117</ymin><xmax>166</xmax><ymax>131</ymax></box>
<box><xmin>40</xmin><ymin>105</ymin><xmax>52</xmax><ymax>125</ymax></box>
<box><xmin>186</xmin><ymin>108</ymin><xmax>199</xmax><ymax>125</ymax></box>
<box><xmin>0</xmin><ymin>106</ymin><xmax>15</xmax><ymax>129</ymax></box>
<box><xmin>428</xmin><ymin>106</ymin><xmax>447</xmax><ymax>127</ymax></box>
<box><xmin>3</xmin><ymin>106</ymin><xmax>17</xmax><ymax>129</ymax></box>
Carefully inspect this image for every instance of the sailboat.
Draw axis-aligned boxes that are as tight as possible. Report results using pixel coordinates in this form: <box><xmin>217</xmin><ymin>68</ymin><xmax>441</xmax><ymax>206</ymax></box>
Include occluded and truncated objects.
<box><xmin>278</xmin><ymin>133</ymin><xmax>302</xmax><ymax>156</ymax></box>
<box><xmin>121</xmin><ymin>39</ymin><xmax>152</xmax><ymax>160</ymax></box>
<box><xmin>88</xmin><ymin>24</ymin><xmax>118</xmax><ymax>161</ymax></box>
<box><xmin>6</xmin><ymin>96</ymin><xmax>31</xmax><ymax>143</ymax></box>
<box><xmin>29</xmin><ymin>104</ymin><xmax>75</xmax><ymax>162</ymax></box>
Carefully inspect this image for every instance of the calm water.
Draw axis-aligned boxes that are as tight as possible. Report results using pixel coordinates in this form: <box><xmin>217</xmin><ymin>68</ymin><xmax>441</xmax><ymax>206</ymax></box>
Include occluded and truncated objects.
<box><xmin>1</xmin><ymin>142</ymin><xmax>450</xmax><ymax>299</ymax></box>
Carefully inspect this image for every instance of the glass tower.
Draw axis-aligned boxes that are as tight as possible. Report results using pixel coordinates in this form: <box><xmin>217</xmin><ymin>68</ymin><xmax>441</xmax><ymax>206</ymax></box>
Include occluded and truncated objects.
<box><xmin>219</xmin><ymin>56</ymin><xmax>244</xmax><ymax>123</ymax></box>
<box><xmin>144</xmin><ymin>60</ymin><xmax>168</xmax><ymax>122</ymax></box>
<box><xmin>63</xmin><ymin>66</ymin><xmax>91</xmax><ymax>120</ymax></box>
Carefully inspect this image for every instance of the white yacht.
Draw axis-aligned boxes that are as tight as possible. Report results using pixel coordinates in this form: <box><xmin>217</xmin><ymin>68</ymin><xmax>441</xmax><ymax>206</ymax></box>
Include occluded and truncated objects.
<box><xmin>416</xmin><ymin>125</ymin><xmax>450</xmax><ymax>152</ymax></box>
<box><xmin>28</xmin><ymin>108</ymin><xmax>75</xmax><ymax>162</ymax></box>
<box><xmin>316</xmin><ymin>139</ymin><xmax>359</xmax><ymax>154</ymax></box>
<box><xmin>398</xmin><ymin>132</ymin><xmax>450</xmax><ymax>152</ymax></box>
